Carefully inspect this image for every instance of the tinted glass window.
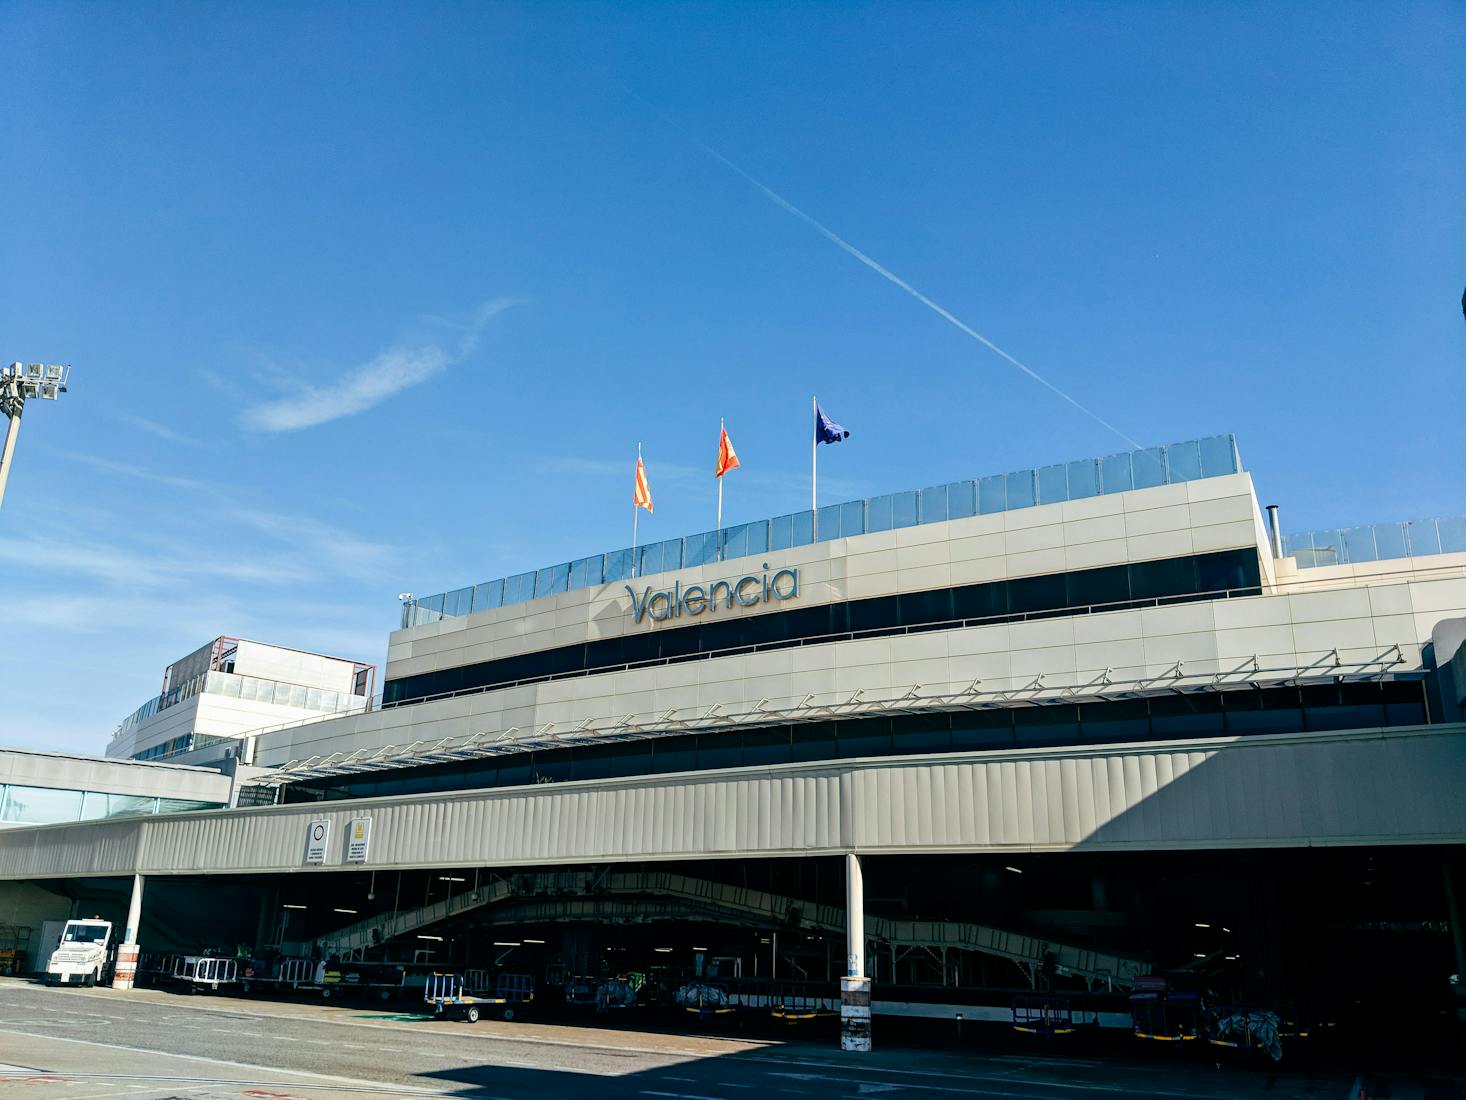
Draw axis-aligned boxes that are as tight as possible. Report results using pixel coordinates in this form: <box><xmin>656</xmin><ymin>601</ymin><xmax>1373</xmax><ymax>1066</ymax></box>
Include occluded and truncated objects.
<box><xmin>652</xmin><ymin>736</ymin><xmax>699</xmax><ymax>774</ymax></box>
<box><xmin>791</xmin><ymin>722</ymin><xmax>839</xmax><ymax>762</ymax></box>
<box><xmin>837</xmin><ymin>718</ymin><xmax>892</xmax><ymax>758</ymax></box>
<box><xmin>1013</xmin><ymin>706</ymin><xmax>1079</xmax><ymax>747</ymax></box>
<box><xmin>696</xmin><ymin>732</ymin><xmax>744</xmax><ymax>770</ymax></box>
<box><xmin>1149</xmin><ymin>693</ymin><xmax>1224</xmax><ymax>738</ymax></box>
<box><xmin>531</xmin><ymin>752</ymin><xmax>571</xmax><ymax>783</ymax></box>
<box><xmin>891</xmin><ymin>713</ymin><xmax>952</xmax><ymax>755</ymax></box>
<box><xmin>1080</xmin><ymin>699</ymin><xmax>1149</xmax><ymax>742</ymax></box>
<box><xmin>849</xmin><ymin>596</ymin><xmax>897</xmax><ymax>634</ymax></box>
<box><xmin>1381</xmin><ymin>680</ymin><xmax>1426</xmax><ymax>726</ymax></box>
<box><xmin>899</xmin><ymin>588</ymin><xmax>952</xmax><ymax>626</ymax></box>
<box><xmin>1129</xmin><ymin>557</ymin><xmax>1197</xmax><ymax>600</ymax></box>
<box><xmin>1224</xmin><ymin>688</ymin><xmax>1303</xmax><ymax>735</ymax></box>
<box><xmin>1304</xmin><ymin>682</ymin><xmax>1385</xmax><ymax>731</ymax></box>
<box><xmin>951</xmin><ymin>710</ymin><xmax>1014</xmax><ymax>750</ymax></box>
<box><xmin>1009</xmin><ymin>574</ymin><xmax>1066</xmax><ymax>613</ymax></box>
<box><xmin>742</xmin><ymin>727</ymin><xmax>791</xmax><ymax>766</ymax></box>
<box><xmin>1066</xmin><ymin>565</ymin><xmax>1130</xmax><ymax>608</ymax></box>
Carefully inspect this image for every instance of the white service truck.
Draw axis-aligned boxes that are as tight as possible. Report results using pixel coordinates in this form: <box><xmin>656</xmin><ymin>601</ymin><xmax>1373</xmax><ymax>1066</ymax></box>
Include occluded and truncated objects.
<box><xmin>45</xmin><ymin>919</ymin><xmax>113</xmax><ymax>987</ymax></box>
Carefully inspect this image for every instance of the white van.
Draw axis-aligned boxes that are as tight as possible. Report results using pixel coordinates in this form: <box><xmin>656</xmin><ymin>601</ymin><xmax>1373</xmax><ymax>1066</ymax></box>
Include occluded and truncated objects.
<box><xmin>45</xmin><ymin>919</ymin><xmax>113</xmax><ymax>987</ymax></box>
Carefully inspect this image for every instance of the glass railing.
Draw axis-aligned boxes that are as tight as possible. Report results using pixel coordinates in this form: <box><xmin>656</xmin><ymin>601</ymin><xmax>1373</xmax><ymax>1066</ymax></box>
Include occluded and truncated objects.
<box><xmin>405</xmin><ymin>434</ymin><xmax>1242</xmax><ymax>627</ymax></box>
<box><xmin>111</xmin><ymin>670</ymin><xmax>372</xmax><ymax>743</ymax></box>
<box><xmin>1284</xmin><ymin>515</ymin><xmax>1466</xmax><ymax>568</ymax></box>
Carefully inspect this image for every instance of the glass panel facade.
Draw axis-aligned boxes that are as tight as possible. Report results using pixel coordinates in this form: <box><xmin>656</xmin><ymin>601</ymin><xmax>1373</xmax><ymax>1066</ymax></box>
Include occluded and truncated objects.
<box><xmin>1100</xmin><ymin>451</ymin><xmax>1132</xmax><ymax>493</ymax></box>
<box><xmin>1131</xmin><ymin>447</ymin><xmax>1167</xmax><ymax>489</ymax></box>
<box><xmin>503</xmin><ymin>571</ymin><xmax>536</xmax><ymax>605</ymax></box>
<box><xmin>1</xmin><ymin>784</ymin><xmax>83</xmax><ymax>824</ymax></box>
<box><xmin>1166</xmin><ymin>439</ymin><xmax>1202</xmax><ymax>482</ymax></box>
<box><xmin>947</xmin><ymin>480</ymin><xmax>977</xmax><ymax>519</ymax></box>
<box><xmin>0</xmin><ymin>784</ymin><xmax>219</xmax><ymax>825</ymax></box>
<box><xmin>866</xmin><ymin>493</ymin><xmax>894</xmax><ymax>532</ymax></box>
<box><xmin>1066</xmin><ymin>459</ymin><xmax>1098</xmax><ymax>500</ymax></box>
<box><xmin>385</xmin><ymin>549</ymin><xmax>1260</xmax><ymax>702</ymax></box>
<box><xmin>891</xmin><ymin>490</ymin><xmax>919</xmax><ymax>529</ymax></box>
<box><xmin>1037</xmin><ymin>464</ymin><xmax>1067</xmax><ymax>505</ymax></box>
<box><xmin>291</xmin><ymin>680</ymin><xmax>1431</xmax><ymax>806</ymax></box>
<box><xmin>1005</xmin><ymin>469</ymin><xmax>1035</xmax><ymax>510</ymax></box>
<box><xmin>919</xmin><ymin>484</ymin><xmax>948</xmax><ymax>524</ymax></box>
<box><xmin>1282</xmin><ymin>513</ymin><xmax>1466</xmax><ymax>568</ymax></box>
<box><xmin>473</xmin><ymin>579</ymin><xmax>504</xmax><ymax>612</ymax></box>
<box><xmin>568</xmin><ymin>556</ymin><xmax>603</xmax><ymax>590</ymax></box>
<box><xmin>410</xmin><ymin>435</ymin><xmax>1246</xmax><ymax>617</ymax></box>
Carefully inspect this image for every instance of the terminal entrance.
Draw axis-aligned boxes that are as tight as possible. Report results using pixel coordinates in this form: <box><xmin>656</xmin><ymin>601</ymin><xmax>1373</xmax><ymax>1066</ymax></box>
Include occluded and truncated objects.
<box><xmin>11</xmin><ymin>845</ymin><xmax>1463</xmax><ymax>1064</ymax></box>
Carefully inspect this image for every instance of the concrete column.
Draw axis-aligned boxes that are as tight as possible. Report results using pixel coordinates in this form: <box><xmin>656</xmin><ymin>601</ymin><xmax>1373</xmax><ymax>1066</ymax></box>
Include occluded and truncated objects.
<box><xmin>112</xmin><ymin>874</ymin><xmax>144</xmax><ymax>991</ymax></box>
<box><xmin>841</xmin><ymin>852</ymin><xmax>871</xmax><ymax>1052</ymax></box>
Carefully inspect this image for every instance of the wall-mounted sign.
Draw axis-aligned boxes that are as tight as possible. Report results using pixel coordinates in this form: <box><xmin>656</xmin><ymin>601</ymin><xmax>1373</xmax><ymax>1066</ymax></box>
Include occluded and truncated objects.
<box><xmin>304</xmin><ymin>820</ymin><xmax>330</xmax><ymax>865</ymax></box>
<box><xmin>626</xmin><ymin>564</ymin><xmax>799</xmax><ymax>625</ymax></box>
<box><xmin>346</xmin><ymin>818</ymin><xmax>372</xmax><ymax>863</ymax></box>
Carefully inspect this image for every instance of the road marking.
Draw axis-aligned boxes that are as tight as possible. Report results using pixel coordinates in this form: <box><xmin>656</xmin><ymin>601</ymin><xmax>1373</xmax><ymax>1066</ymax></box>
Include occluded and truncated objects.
<box><xmin>0</xmin><ymin>1027</ymin><xmax>447</xmax><ymax>1095</ymax></box>
<box><xmin>640</xmin><ymin>1092</ymin><xmax>723</xmax><ymax>1100</ymax></box>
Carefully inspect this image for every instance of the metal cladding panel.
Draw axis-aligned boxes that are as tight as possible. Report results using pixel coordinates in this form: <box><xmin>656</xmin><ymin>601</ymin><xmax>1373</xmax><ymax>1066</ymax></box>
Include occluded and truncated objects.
<box><xmin>0</xmin><ymin>726</ymin><xmax>1463</xmax><ymax>880</ymax></box>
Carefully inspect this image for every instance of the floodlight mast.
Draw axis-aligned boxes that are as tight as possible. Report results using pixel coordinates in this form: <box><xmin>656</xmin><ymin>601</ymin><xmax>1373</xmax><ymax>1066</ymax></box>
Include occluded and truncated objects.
<box><xmin>0</xmin><ymin>361</ymin><xmax>71</xmax><ymax>512</ymax></box>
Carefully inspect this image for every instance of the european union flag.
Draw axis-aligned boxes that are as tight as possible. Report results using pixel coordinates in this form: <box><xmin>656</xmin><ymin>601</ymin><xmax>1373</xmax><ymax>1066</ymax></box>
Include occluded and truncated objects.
<box><xmin>815</xmin><ymin>404</ymin><xmax>849</xmax><ymax>445</ymax></box>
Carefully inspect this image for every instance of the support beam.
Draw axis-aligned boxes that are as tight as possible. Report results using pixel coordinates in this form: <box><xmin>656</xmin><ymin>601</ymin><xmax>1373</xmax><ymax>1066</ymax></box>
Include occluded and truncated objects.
<box><xmin>841</xmin><ymin>851</ymin><xmax>871</xmax><ymax>1052</ymax></box>
<box><xmin>112</xmin><ymin>874</ymin><xmax>144</xmax><ymax>991</ymax></box>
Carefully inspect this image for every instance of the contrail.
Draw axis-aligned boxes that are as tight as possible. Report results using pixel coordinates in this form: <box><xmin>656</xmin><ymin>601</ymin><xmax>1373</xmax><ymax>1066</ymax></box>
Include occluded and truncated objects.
<box><xmin>694</xmin><ymin>141</ymin><xmax>1144</xmax><ymax>450</ymax></box>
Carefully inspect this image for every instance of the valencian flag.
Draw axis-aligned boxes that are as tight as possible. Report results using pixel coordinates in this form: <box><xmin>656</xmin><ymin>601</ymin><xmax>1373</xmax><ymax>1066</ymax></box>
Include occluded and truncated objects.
<box><xmin>714</xmin><ymin>420</ymin><xmax>739</xmax><ymax>541</ymax></box>
<box><xmin>715</xmin><ymin>423</ymin><xmax>740</xmax><ymax>478</ymax></box>
<box><xmin>633</xmin><ymin>453</ymin><xmax>653</xmax><ymax>513</ymax></box>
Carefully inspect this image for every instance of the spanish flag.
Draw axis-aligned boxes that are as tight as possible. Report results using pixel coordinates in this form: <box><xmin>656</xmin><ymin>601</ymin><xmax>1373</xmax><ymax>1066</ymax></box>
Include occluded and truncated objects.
<box><xmin>633</xmin><ymin>453</ymin><xmax>653</xmax><ymax>513</ymax></box>
<box><xmin>715</xmin><ymin>423</ymin><xmax>740</xmax><ymax>478</ymax></box>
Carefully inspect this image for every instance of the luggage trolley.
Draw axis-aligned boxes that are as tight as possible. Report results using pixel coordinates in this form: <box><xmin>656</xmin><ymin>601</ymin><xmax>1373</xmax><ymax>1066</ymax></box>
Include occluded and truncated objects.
<box><xmin>425</xmin><ymin>971</ymin><xmax>536</xmax><ymax>1022</ymax></box>
<box><xmin>1012</xmin><ymin>993</ymin><xmax>1098</xmax><ymax>1038</ymax></box>
<box><xmin>769</xmin><ymin>984</ymin><xmax>838</xmax><ymax>1024</ymax></box>
<box><xmin>174</xmin><ymin>955</ymin><xmax>240</xmax><ymax>993</ymax></box>
<box><xmin>676</xmin><ymin>981</ymin><xmax>736</xmax><ymax>1022</ymax></box>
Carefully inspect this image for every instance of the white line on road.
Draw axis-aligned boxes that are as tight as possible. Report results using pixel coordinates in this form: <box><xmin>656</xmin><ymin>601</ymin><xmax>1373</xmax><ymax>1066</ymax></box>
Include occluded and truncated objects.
<box><xmin>640</xmin><ymin>1091</ymin><xmax>724</xmax><ymax>1100</ymax></box>
<box><xmin>0</xmin><ymin>1027</ymin><xmax>448</xmax><ymax>1095</ymax></box>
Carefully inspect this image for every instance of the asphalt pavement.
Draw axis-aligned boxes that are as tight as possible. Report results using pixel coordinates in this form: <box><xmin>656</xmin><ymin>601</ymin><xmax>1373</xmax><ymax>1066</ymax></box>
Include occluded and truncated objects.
<box><xmin>0</xmin><ymin>978</ymin><xmax>1454</xmax><ymax>1100</ymax></box>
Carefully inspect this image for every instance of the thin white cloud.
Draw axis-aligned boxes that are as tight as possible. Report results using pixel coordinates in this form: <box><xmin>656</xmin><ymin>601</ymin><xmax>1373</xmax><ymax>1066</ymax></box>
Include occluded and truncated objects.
<box><xmin>59</xmin><ymin>451</ymin><xmax>217</xmax><ymax>494</ymax></box>
<box><xmin>117</xmin><ymin>413</ymin><xmax>204</xmax><ymax>447</ymax></box>
<box><xmin>238</xmin><ymin>298</ymin><xmax>519</xmax><ymax>433</ymax></box>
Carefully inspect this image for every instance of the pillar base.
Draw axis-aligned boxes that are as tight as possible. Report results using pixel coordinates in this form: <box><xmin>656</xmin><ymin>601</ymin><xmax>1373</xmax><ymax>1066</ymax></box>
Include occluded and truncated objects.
<box><xmin>840</xmin><ymin>976</ymin><xmax>871</xmax><ymax>1052</ymax></box>
<box><xmin>111</xmin><ymin>942</ymin><xmax>139</xmax><ymax>990</ymax></box>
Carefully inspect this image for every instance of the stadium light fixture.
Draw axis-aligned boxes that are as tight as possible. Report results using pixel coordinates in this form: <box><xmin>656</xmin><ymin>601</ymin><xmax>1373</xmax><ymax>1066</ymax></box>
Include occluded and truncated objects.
<box><xmin>0</xmin><ymin>360</ymin><xmax>72</xmax><ymax>511</ymax></box>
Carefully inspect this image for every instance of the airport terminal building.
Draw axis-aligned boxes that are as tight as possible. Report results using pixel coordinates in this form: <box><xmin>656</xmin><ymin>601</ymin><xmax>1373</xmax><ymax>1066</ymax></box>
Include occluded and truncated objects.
<box><xmin>2</xmin><ymin>434</ymin><xmax>1464</xmax><ymax>1053</ymax></box>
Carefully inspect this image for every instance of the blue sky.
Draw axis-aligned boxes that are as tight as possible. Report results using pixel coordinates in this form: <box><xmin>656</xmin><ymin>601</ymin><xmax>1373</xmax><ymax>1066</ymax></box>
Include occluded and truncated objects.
<box><xmin>1</xmin><ymin>2</ymin><xmax>1462</xmax><ymax>754</ymax></box>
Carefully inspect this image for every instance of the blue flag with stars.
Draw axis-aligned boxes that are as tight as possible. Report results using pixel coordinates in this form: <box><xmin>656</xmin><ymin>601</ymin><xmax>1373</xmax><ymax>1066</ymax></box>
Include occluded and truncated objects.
<box><xmin>815</xmin><ymin>404</ymin><xmax>849</xmax><ymax>444</ymax></box>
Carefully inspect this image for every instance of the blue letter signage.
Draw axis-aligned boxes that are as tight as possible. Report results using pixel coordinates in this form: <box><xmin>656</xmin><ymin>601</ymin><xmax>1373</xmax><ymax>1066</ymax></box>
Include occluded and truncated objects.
<box><xmin>626</xmin><ymin>563</ymin><xmax>798</xmax><ymax>624</ymax></box>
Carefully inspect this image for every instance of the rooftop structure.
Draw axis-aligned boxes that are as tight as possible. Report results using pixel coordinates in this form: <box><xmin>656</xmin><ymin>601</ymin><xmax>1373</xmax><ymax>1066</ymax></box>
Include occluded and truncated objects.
<box><xmin>107</xmin><ymin>636</ymin><xmax>375</xmax><ymax>764</ymax></box>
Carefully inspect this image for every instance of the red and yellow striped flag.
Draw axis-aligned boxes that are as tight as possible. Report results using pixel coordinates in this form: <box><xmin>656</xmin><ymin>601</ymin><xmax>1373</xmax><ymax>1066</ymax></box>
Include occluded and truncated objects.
<box><xmin>633</xmin><ymin>455</ymin><xmax>653</xmax><ymax>513</ymax></box>
<box><xmin>715</xmin><ymin>425</ymin><xmax>740</xmax><ymax>478</ymax></box>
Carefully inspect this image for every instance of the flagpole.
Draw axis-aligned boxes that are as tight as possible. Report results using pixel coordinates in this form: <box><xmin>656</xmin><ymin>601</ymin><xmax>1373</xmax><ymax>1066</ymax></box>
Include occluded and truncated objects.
<box><xmin>716</xmin><ymin>417</ymin><xmax>724</xmax><ymax>561</ymax></box>
<box><xmin>632</xmin><ymin>442</ymin><xmax>641</xmax><ymax>578</ymax></box>
<box><xmin>811</xmin><ymin>394</ymin><xmax>818</xmax><ymax>541</ymax></box>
